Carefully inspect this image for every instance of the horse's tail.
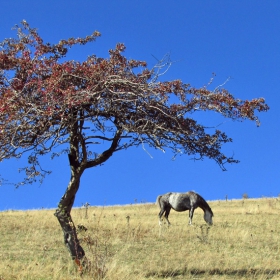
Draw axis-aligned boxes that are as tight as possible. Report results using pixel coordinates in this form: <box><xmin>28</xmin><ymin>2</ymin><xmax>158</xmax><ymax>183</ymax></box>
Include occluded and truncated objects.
<box><xmin>155</xmin><ymin>195</ymin><xmax>162</xmax><ymax>207</ymax></box>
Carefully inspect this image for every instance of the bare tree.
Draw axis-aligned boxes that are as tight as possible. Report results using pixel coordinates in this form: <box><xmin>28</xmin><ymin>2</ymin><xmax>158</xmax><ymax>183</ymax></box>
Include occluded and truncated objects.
<box><xmin>0</xmin><ymin>21</ymin><xmax>269</xmax><ymax>263</ymax></box>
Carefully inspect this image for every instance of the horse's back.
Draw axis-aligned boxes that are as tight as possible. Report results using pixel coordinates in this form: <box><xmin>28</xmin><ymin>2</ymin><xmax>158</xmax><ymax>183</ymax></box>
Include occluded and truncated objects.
<box><xmin>169</xmin><ymin>192</ymin><xmax>192</xmax><ymax>211</ymax></box>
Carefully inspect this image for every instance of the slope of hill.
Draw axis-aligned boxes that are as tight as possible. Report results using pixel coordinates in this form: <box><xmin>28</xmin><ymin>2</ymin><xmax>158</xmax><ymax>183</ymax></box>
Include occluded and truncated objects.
<box><xmin>1</xmin><ymin>198</ymin><xmax>280</xmax><ymax>279</ymax></box>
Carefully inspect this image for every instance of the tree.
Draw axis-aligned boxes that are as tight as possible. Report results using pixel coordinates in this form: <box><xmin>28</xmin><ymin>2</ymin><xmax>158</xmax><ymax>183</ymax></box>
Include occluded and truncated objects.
<box><xmin>0</xmin><ymin>21</ymin><xmax>269</xmax><ymax>264</ymax></box>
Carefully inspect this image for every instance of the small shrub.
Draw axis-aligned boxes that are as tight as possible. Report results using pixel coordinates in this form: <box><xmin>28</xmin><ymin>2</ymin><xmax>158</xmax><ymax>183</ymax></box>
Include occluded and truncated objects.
<box><xmin>242</xmin><ymin>193</ymin><xmax>249</xmax><ymax>199</ymax></box>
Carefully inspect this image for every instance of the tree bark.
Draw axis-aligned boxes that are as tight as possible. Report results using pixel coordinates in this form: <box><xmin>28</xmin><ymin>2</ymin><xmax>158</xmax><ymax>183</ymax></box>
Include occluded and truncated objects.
<box><xmin>54</xmin><ymin>123</ymin><xmax>122</xmax><ymax>262</ymax></box>
<box><xmin>54</xmin><ymin>176</ymin><xmax>85</xmax><ymax>260</ymax></box>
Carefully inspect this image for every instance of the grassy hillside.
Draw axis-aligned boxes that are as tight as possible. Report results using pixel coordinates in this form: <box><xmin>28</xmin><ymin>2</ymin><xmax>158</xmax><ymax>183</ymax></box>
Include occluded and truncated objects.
<box><xmin>1</xmin><ymin>198</ymin><xmax>280</xmax><ymax>279</ymax></box>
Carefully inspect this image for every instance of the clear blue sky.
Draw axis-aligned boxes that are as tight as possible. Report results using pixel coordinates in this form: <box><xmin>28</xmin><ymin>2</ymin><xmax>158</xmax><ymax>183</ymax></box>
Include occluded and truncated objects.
<box><xmin>0</xmin><ymin>1</ymin><xmax>279</xmax><ymax>210</ymax></box>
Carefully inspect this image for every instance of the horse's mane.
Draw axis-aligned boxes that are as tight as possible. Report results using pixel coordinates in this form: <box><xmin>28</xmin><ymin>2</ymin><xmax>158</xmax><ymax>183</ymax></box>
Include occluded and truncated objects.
<box><xmin>190</xmin><ymin>191</ymin><xmax>213</xmax><ymax>216</ymax></box>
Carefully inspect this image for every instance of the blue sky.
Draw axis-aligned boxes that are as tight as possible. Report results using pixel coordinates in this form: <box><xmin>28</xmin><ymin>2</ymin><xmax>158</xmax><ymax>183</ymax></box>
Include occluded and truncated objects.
<box><xmin>0</xmin><ymin>1</ymin><xmax>279</xmax><ymax>210</ymax></box>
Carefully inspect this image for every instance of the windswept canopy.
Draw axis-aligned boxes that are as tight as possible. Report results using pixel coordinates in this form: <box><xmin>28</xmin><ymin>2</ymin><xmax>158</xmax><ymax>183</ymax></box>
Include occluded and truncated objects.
<box><xmin>0</xmin><ymin>21</ymin><xmax>269</xmax><ymax>184</ymax></box>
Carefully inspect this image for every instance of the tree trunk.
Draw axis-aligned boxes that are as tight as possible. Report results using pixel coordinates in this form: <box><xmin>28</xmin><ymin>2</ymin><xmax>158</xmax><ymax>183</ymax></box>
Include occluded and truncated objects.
<box><xmin>53</xmin><ymin>122</ymin><xmax>122</xmax><ymax>262</ymax></box>
<box><xmin>54</xmin><ymin>176</ymin><xmax>85</xmax><ymax>260</ymax></box>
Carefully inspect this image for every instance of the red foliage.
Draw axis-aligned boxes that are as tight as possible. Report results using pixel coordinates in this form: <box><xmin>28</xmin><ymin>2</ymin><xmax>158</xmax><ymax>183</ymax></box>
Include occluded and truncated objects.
<box><xmin>0</xmin><ymin>21</ymin><xmax>269</xmax><ymax>184</ymax></box>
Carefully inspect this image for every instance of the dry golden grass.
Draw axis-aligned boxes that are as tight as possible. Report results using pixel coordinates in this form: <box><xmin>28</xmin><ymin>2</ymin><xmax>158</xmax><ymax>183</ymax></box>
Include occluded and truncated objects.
<box><xmin>1</xmin><ymin>198</ymin><xmax>280</xmax><ymax>279</ymax></box>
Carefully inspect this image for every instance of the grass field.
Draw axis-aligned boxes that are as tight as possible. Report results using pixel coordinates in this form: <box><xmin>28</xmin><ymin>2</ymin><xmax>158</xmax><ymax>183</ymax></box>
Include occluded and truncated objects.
<box><xmin>1</xmin><ymin>198</ymin><xmax>280</xmax><ymax>279</ymax></box>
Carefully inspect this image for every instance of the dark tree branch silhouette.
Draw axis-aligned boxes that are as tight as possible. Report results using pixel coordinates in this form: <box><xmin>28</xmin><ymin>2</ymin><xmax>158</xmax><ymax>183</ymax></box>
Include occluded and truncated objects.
<box><xmin>0</xmin><ymin>21</ymin><xmax>269</xmax><ymax>264</ymax></box>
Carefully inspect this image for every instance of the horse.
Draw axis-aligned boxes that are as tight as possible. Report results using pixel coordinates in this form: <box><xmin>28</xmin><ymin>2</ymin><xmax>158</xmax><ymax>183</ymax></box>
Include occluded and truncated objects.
<box><xmin>155</xmin><ymin>191</ymin><xmax>213</xmax><ymax>226</ymax></box>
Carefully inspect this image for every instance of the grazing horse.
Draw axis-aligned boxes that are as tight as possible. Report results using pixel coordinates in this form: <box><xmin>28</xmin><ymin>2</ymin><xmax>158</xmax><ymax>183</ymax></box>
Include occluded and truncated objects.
<box><xmin>156</xmin><ymin>191</ymin><xmax>213</xmax><ymax>226</ymax></box>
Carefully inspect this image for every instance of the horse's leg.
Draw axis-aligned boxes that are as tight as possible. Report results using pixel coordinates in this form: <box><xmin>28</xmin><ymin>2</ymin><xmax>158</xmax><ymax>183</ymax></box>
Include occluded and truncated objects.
<box><xmin>189</xmin><ymin>208</ymin><xmax>194</xmax><ymax>225</ymax></box>
<box><xmin>164</xmin><ymin>206</ymin><xmax>171</xmax><ymax>226</ymax></box>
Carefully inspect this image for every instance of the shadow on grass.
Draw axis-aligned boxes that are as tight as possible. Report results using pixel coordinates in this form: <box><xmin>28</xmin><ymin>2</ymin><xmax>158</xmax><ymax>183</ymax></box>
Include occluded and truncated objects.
<box><xmin>145</xmin><ymin>268</ymin><xmax>280</xmax><ymax>278</ymax></box>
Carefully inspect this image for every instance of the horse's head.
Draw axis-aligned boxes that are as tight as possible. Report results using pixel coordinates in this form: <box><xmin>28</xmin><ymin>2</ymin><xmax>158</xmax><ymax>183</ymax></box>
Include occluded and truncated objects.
<box><xmin>204</xmin><ymin>209</ymin><xmax>213</xmax><ymax>225</ymax></box>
